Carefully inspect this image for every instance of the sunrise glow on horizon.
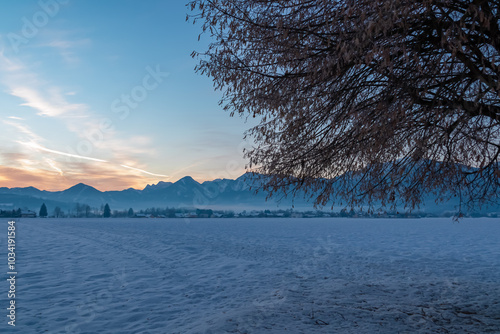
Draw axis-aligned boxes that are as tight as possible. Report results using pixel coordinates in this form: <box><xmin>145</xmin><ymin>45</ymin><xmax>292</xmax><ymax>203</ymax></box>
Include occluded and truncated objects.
<box><xmin>0</xmin><ymin>1</ymin><xmax>256</xmax><ymax>191</ymax></box>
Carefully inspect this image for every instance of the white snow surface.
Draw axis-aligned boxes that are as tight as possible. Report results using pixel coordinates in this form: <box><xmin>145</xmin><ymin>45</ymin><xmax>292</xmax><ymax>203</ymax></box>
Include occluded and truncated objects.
<box><xmin>1</xmin><ymin>217</ymin><xmax>499</xmax><ymax>333</ymax></box>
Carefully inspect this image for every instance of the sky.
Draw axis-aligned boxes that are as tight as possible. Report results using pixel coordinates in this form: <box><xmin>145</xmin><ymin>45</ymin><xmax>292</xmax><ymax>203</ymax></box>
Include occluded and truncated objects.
<box><xmin>0</xmin><ymin>0</ymin><xmax>256</xmax><ymax>191</ymax></box>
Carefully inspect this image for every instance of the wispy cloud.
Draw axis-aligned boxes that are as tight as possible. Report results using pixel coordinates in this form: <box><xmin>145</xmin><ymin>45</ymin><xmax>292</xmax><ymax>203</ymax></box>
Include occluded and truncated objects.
<box><xmin>20</xmin><ymin>141</ymin><xmax>108</xmax><ymax>163</ymax></box>
<box><xmin>15</xmin><ymin>138</ymin><xmax>168</xmax><ymax>186</ymax></box>
<box><xmin>0</xmin><ymin>52</ymin><xmax>87</xmax><ymax>117</ymax></box>
<box><xmin>120</xmin><ymin>164</ymin><xmax>168</xmax><ymax>177</ymax></box>
<box><xmin>0</xmin><ymin>50</ymin><xmax>24</xmax><ymax>72</ymax></box>
<box><xmin>0</xmin><ymin>52</ymin><xmax>157</xmax><ymax>156</ymax></box>
<box><xmin>3</xmin><ymin>119</ymin><xmax>43</xmax><ymax>142</ymax></box>
<box><xmin>45</xmin><ymin>38</ymin><xmax>91</xmax><ymax>64</ymax></box>
<box><xmin>0</xmin><ymin>165</ymin><xmax>58</xmax><ymax>189</ymax></box>
<box><xmin>0</xmin><ymin>40</ymin><xmax>167</xmax><ymax>190</ymax></box>
<box><xmin>10</xmin><ymin>86</ymin><xmax>87</xmax><ymax>117</ymax></box>
<box><xmin>44</xmin><ymin>157</ymin><xmax>64</xmax><ymax>176</ymax></box>
<box><xmin>0</xmin><ymin>151</ymin><xmax>169</xmax><ymax>191</ymax></box>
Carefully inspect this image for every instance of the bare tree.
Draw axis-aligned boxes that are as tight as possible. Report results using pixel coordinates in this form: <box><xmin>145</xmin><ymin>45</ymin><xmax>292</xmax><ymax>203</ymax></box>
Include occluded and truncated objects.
<box><xmin>53</xmin><ymin>206</ymin><xmax>62</xmax><ymax>218</ymax></box>
<box><xmin>189</xmin><ymin>0</ymin><xmax>500</xmax><ymax>212</ymax></box>
<box><xmin>75</xmin><ymin>203</ymin><xmax>82</xmax><ymax>218</ymax></box>
<box><xmin>85</xmin><ymin>204</ymin><xmax>91</xmax><ymax>218</ymax></box>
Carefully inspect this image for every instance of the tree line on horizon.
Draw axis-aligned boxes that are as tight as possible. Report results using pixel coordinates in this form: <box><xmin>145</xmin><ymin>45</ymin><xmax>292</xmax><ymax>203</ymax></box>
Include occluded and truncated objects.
<box><xmin>1</xmin><ymin>202</ymin><xmax>497</xmax><ymax>219</ymax></box>
<box><xmin>0</xmin><ymin>203</ymin><xmax>112</xmax><ymax>218</ymax></box>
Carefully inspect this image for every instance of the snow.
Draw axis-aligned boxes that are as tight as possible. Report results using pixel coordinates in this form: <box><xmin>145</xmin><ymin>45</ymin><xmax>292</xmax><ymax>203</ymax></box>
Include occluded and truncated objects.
<box><xmin>1</xmin><ymin>217</ymin><xmax>499</xmax><ymax>333</ymax></box>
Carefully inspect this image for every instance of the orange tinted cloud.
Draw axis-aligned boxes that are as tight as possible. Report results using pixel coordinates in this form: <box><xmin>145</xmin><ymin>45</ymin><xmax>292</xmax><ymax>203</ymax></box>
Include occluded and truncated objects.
<box><xmin>0</xmin><ymin>164</ymin><xmax>167</xmax><ymax>191</ymax></box>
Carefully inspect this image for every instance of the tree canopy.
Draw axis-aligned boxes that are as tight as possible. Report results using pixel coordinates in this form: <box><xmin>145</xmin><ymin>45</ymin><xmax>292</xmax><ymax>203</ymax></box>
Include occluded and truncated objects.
<box><xmin>190</xmin><ymin>0</ymin><xmax>500</xmax><ymax>212</ymax></box>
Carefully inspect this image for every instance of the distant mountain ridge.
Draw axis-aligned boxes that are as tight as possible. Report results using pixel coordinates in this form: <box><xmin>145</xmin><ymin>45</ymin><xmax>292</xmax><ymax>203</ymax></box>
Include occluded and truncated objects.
<box><xmin>0</xmin><ymin>172</ymin><xmax>498</xmax><ymax>215</ymax></box>
<box><xmin>0</xmin><ymin>173</ymin><xmax>282</xmax><ymax>212</ymax></box>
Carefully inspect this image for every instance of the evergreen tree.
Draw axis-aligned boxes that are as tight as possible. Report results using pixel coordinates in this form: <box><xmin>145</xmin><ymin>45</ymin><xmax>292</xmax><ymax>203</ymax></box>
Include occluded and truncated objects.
<box><xmin>39</xmin><ymin>203</ymin><xmax>48</xmax><ymax>217</ymax></box>
<box><xmin>128</xmin><ymin>208</ymin><xmax>134</xmax><ymax>217</ymax></box>
<box><xmin>103</xmin><ymin>203</ymin><xmax>111</xmax><ymax>218</ymax></box>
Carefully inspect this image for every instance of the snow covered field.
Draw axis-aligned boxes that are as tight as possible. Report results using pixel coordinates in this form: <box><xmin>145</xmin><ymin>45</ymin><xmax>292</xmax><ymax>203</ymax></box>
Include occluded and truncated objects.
<box><xmin>1</xmin><ymin>217</ymin><xmax>499</xmax><ymax>333</ymax></box>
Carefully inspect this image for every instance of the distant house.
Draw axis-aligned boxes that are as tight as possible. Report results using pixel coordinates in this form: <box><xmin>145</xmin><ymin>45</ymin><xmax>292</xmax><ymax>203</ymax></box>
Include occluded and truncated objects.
<box><xmin>21</xmin><ymin>210</ymin><xmax>36</xmax><ymax>218</ymax></box>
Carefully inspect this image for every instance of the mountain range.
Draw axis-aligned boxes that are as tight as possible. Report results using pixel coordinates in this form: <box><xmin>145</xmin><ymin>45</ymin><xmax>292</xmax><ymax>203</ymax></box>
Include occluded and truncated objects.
<box><xmin>0</xmin><ymin>173</ymin><xmax>498</xmax><ymax>216</ymax></box>
<box><xmin>0</xmin><ymin>173</ymin><xmax>294</xmax><ymax>213</ymax></box>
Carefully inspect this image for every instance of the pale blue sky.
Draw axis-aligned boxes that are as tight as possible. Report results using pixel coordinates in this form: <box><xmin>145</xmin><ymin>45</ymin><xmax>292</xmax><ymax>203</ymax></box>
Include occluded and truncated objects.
<box><xmin>0</xmin><ymin>0</ymin><xmax>255</xmax><ymax>190</ymax></box>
